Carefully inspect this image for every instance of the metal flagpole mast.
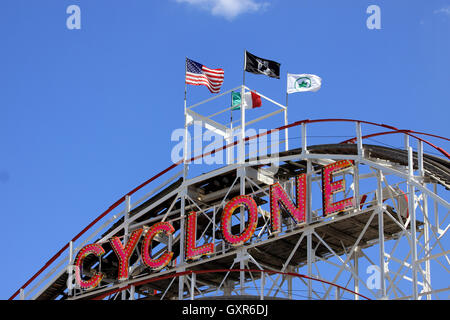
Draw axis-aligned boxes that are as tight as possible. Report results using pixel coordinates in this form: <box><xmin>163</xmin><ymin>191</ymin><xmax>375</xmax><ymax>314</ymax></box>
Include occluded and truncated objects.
<box><xmin>239</xmin><ymin>49</ymin><xmax>247</xmax><ymax>295</ymax></box>
<box><xmin>240</xmin><ymin>50</ymin><xmax>246</xmax><ymax>165</ymax></box>
<box><xmin>183</xmin><ymin>58</ymin><xmax>189</xmax><ymax>179</ymax></box>
<box><xmin>179</xmin><ymin>57</ymin><xmax>188</xmax><ymax>300</ymax></box>
<box><xmin>285</xmin><ymin>82</ymin><xmax>289</xmax><ymax>151</ymax></box>
<box><xmin>229</xmin><ymin>93</ymin><xmax>233</xmax><ymax>165</ymax></box>
<box><xmin>230</xmin><ymin>94</ymin><xmax>233</xmax><ymax>131</ymax></box>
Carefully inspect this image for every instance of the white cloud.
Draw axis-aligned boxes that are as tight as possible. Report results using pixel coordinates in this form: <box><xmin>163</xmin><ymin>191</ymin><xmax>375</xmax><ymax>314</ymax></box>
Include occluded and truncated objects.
<box><xmin>176</xmin><ymin>0</ymin><xmax>269</xmax><ymax>20</ymax></box>
<box><xmin>434</xmin><ymin>6</ymin><xmax>450</xmax><ymax>16</ymax></box>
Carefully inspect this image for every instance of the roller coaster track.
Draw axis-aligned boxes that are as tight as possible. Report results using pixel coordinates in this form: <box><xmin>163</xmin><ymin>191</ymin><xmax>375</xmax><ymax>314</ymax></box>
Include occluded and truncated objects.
<box><xmin>9</xmin><ymin>118</ymin><xmax>449</xmax><ymax>300</ymax></box>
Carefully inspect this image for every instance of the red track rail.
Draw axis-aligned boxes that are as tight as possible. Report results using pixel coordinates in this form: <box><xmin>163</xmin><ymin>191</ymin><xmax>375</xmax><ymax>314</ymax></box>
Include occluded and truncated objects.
<box><xmin>340</xmin><ymin>129</ymin><xmax>450</xmax><ymax>158</ymax></box>
<box><xmin>90</xmin><ymin>269</ymin><xmax>371</xmax><ymax>301</ymax></box>
<box><xmin>10</xmin><ymin>118</ymin><xmax>448</xmax><ymax>300</ymax></box>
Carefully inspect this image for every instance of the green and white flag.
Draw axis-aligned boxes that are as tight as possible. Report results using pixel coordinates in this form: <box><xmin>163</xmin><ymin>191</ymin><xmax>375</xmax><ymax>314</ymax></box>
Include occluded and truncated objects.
<box><xmin>287</xmin><ymin>73</ymin><xmax>322</xmax><ymax>94</ymax></box>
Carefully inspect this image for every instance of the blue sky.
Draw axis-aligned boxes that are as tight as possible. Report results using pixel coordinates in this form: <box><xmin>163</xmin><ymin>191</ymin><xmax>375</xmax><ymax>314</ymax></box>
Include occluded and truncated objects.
<box><xmin>1</xmin><ymin>0</ymin><xmax>449</xmax><ymax>299</ymax></box>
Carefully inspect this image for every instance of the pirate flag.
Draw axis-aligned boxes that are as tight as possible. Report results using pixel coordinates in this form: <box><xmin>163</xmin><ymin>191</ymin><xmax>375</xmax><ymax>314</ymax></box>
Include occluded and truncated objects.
<box><xmin>244</xmin><ymin>51</ymin><xmax>281</xmax><ymax>79</ymax></box>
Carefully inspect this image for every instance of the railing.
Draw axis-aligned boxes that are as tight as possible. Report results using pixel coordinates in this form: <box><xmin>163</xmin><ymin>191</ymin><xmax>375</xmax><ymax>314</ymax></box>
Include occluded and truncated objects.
<box><xmin>89</xmin><ymin>269</ymin><xmax>372</xmax><ymax>300</ymax></box>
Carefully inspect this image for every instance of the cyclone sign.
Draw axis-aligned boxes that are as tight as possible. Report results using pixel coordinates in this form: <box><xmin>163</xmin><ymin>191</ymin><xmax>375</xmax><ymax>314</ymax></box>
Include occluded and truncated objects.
<box><xmin>73</xmin><ymin>160</ymin><xmax>355</xmax><ymax>291</ymax></box>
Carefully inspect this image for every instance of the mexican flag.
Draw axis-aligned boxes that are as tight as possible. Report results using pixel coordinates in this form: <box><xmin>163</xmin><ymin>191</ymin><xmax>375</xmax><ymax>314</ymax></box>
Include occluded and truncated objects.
<box><xmin>231</xmin><ymin>91</ymin><xmax>262</xmax><ymax>110</ymax></box>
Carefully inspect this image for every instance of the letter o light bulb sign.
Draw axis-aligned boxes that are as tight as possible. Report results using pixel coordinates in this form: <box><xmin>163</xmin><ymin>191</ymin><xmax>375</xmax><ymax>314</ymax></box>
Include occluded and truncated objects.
<box><xmin>73</xmin><ymin>160</ymin><xmax>355</xmax><ymax>290</ymax></box>
<box><xmin>221</xmin><ymin>195</ymin><xmax>259</xmax><ymax>246</ymax></box>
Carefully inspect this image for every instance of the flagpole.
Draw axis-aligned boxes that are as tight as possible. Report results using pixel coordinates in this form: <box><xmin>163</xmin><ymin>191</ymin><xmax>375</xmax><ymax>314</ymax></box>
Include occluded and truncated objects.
<box><xmin>228</xmin><ymin>91</ymin><xmax>233</xmax><ymax>165</ymax></box>
<box><xmin>179</xmin><ymin>57</ymin><xmax>190</xmax><ymax>299</ymax></box>
<box><xmin>239</xmin><ymin>49</ymin><xmax>246</xmax><ymax>295</ymax></box>
<box><xmin>230</xmin><ymin>93</ymin><xmax>233</xmax><ymax>130</ymax></box>
<box><xmin>243</xmin><ymin>50</ymin><xmax>246</xmax><ymax>89</ymax></box>
<box><xmin>285</xmin><ymin>79</ymin><xmax>289</xmax><ymax>151</ymax></box>
<box><xmin>239</xmin><ymin>50</ymin><xmax>246</xmax><ymax>165</ymax></box>
<box><xmin>183</xmin><ymin>57</ymin><xmax>189</xmax><ymax>180</ymax></box>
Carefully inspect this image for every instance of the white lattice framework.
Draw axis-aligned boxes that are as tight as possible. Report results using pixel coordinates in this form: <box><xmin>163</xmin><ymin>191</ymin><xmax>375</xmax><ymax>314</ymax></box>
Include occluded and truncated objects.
<box><xmin>11</xmin><ymin>86</ymin><xmax>449</xmax><ymax>301</ymax></box>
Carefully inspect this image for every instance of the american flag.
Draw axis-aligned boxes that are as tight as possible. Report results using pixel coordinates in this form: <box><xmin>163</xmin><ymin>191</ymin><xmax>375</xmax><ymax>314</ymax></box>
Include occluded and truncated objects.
<box><xmin>185</xmin><ymin>58</ymin><xmax>224</xmax><ymax>94</ymax></box>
